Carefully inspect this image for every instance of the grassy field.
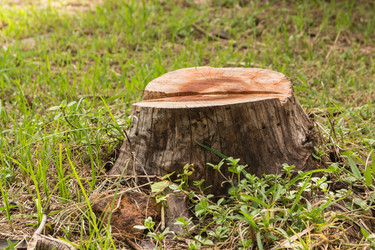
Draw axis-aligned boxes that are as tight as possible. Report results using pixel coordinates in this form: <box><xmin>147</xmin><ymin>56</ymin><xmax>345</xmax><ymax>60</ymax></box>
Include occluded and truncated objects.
<box><xmin>0</xmin><ymin>0</ymin><xmax>374</xmax><ymax>249</ymax></box>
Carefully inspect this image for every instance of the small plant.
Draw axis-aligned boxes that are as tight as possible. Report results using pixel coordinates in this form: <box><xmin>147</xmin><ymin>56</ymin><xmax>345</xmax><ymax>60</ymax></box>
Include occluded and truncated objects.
<box><xmin>174</xmin><ymin>217</ymin><xmax>214</xmax><ymax>249</ymax></box>
<box><xmin>151</xmin><ymin>157</ymin><xmax>339</xmax><ymax>249</ymax></box>
<box><xmin>134</xmin><ymin>217</ymin><xmax>170</xmax><ymax>248</ymax></box>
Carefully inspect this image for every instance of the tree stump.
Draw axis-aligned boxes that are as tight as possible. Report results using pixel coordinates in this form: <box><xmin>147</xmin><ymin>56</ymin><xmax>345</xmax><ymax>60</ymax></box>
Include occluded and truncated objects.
<box><xmin>110</xmin><ymin>67</ymin><xmax>316</xmax><ymax>193</ymax></box>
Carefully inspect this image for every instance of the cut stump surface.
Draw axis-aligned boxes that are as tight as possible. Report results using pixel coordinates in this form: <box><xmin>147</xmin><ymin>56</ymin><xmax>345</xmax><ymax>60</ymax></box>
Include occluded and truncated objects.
<box><xmin>110</xmin><ymin>67</ymin><xmax>316</xmax><ymax>193</ymax></box>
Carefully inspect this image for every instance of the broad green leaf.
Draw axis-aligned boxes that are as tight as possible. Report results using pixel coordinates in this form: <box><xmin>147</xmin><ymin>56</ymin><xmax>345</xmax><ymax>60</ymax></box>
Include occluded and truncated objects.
<box><xmin>365</xmin><ymin>163</ymin><xmax>372</xmax><ymax>186</ymax></box>
<box><xmin>240</xmin><ymin>194</ymin><xmax>269</xmax><ymax>208</ymax></box>
<box><xmin>239</xmin><ymin>207</ymin><xmax>260</xmax><ymax>230</ymax></box>
<box><xmin>202</xmin><ymin>239</ymin><xmax>214</xmax><ymax>246</ymax></box>
<box><xmin>151</xmin><ymin>181</ymin><xmax>170</xmax><ymax>194</ymax></box>
<box><xmin>48</xmin><ymin>106</ymin><xmax>61</xmax><ymax>111</ymax></box>
<box><xmin>67</xmin><ymin>101</ymin><xmax>77</xmax><ymax>107</ymax></box>
<box><xmin>347</xmin><ymin>155</ymin><xmax>362</xmax><ymax>178</ymax></box>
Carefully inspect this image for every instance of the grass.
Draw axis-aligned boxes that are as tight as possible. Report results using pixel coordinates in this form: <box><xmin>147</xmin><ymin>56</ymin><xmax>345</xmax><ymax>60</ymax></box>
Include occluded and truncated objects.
<box><xmin>0</xmin><ymin>0</ymin><xmax>374</xmax><ymax>248</ymax></box>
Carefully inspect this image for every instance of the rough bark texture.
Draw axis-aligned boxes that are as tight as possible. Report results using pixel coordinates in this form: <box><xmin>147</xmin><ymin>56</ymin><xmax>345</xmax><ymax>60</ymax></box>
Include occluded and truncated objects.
<box><xmin>109</xmin><ymin>67</ymin><xmax>316</xmax><ymax>194</ymax></box>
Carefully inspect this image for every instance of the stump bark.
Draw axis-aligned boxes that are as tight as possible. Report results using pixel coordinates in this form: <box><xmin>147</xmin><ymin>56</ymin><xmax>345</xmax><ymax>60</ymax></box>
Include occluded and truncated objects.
<box><xmin>110</xmin><ymin>67</ymin><xmax>316</xmax><ymax>193</ymax></box>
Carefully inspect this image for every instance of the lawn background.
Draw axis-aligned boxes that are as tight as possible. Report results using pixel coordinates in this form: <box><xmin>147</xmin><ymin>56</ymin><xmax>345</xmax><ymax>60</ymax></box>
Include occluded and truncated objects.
<box><xmin>0</xmin><ymin>0</ymin><xmax>374</xmax><ymax>248</ymax></box>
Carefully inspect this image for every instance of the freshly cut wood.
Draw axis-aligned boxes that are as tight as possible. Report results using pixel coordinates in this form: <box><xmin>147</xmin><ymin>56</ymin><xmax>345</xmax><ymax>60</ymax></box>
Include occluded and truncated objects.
<box><xmin>110</xmin><ymin>67</ymin><xmax>316</xmax><ymax>193</ymax></box>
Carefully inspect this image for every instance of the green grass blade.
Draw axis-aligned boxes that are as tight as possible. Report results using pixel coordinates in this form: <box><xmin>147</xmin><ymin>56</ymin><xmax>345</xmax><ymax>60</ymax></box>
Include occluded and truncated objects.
<box><xmin>195</xmin><ymin>140</ymin><xmax>228</xmax><ymax>159</ymax></box>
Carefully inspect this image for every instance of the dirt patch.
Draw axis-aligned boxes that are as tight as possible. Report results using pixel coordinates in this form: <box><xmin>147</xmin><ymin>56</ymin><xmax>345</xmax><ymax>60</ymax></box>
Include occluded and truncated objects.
<box><xmin>91</xmin><ymin>190</ymin><xmax>160</xmax><ymax>238</ymax></box>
